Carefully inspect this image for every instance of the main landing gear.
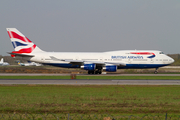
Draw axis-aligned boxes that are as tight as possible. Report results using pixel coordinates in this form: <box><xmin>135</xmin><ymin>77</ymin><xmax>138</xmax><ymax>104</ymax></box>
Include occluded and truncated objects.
<box><xmin>88</xmin><ymin>69</ymin><xmax>102</xmax><ymax>74</ymax></box>
<box><xmin>154</xmin><ymin>68</ymin><xmax>158</xmax><ymax>74</ymax></box>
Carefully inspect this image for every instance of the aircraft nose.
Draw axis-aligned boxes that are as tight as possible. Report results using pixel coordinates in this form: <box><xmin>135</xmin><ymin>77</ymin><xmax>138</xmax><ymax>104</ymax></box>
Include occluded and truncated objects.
<box><xmin>169</xmin><ymin>57</ymin><xmax>174</xmax><ymax>64</ymax></box>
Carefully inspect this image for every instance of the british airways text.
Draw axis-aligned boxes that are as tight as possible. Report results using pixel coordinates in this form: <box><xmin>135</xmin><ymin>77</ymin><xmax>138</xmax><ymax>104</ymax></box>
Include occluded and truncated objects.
<box><xmin>111</xmin><ymin>56</ymin><xmax>143</xmax><ymax>59</ymax></box>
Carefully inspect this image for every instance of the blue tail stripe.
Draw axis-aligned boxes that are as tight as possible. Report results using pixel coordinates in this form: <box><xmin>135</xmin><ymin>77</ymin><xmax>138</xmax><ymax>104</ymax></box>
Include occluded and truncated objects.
<box><xmin>12</xmin><ymin>42</ymin><xmax>15</xmax><ymax>48</ymax></box>
<box><xmin>12</xmin><ymin>41</ymin><xmax>28</xmax><ymax>48</ymax></box>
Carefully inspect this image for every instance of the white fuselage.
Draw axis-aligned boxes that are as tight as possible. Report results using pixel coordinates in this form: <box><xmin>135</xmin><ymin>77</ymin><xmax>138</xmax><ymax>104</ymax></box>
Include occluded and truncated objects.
<box><xmin>28</xmin><ymin>50</ymin><xmax>174</xmax><ymax>69</ymax></box>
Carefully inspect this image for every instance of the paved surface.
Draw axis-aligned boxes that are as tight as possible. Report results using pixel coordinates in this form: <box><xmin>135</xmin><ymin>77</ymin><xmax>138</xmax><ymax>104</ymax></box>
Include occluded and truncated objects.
<box><xmin>0</xmin><ymin>73</ymin><xmax>180</xmax><ymax>76</ymax></box>
<box><xmin>0</xmin><ymin>79</ymin><xmax>180</xmax><ymax>85</ymax></box>
<box><xmin>0</xmin><ymin>73</ymin><xmax>180</xmax><ymax>85</ymax></box>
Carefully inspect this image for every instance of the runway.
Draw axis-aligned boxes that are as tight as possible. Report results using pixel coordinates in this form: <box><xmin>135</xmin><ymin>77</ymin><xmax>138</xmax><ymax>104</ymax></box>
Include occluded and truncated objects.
<box><xmin>0</xmin><ymin>79</ymin><xmax>180</xmax><ymax>85</ymax></box>
<box><xmin>0</xmin><ymin>73</ymin><xmax>180</xmax><ymax>76</ymax></box>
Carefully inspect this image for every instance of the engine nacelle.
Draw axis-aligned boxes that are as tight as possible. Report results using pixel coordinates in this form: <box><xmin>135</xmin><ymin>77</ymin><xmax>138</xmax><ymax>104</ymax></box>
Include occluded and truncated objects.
<box><xmin>81</xmin><ymin>64</ymin><xmax>96</xmax><ymax>70</ymax></box>
<box><xmin>103</xmin><ymin>65</ymin><xmax>117</xmax><ymax>72</ymax></box>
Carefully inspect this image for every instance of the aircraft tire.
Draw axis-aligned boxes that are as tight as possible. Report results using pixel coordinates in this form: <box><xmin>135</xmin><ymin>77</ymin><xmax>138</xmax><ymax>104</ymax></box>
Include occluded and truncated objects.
<box><xmin>88</xmin><ymin>70</ymin><xmax>95</xmax><ymax>74</ymax></box>
<box><xmin>95</xmin><ymin>71</ymin><xmax>99</xmax><ymax>74</ymax></box>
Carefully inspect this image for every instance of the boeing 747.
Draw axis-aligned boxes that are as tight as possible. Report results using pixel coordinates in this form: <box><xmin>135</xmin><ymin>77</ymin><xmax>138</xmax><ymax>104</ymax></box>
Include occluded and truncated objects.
<box><xmin>6</xmin><ymin>28</ymin><xmax>174</xmax><ymax>74</ymax></box>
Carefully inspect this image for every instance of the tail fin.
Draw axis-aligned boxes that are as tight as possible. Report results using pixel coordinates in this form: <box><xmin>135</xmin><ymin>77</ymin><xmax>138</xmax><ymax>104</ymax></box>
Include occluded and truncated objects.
<box><xmin>17</xmin><ymin>61</ymin><xmax>20</xmax><ymax>65</ymax></box>
<box><xmin>6</xmin><ymin>28</ymin><xmax>44</xmax><ymax>57</ymax></box>
<box><xmin>0</xmin><ymin>58</ymin><xmax>3</xmax><ymax>63</ymax></box>
<box><xmin>17</xmin><ymin>61</ymin><xmax>23</xmax><ymax>66</ymax></box>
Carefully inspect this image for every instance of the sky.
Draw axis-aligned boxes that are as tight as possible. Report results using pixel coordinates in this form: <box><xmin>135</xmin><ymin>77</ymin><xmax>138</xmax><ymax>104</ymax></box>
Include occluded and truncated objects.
<box><xmin>0</xmin><ymin>0</ymin><xmax>180</xmax><ymax>56</ymax></box>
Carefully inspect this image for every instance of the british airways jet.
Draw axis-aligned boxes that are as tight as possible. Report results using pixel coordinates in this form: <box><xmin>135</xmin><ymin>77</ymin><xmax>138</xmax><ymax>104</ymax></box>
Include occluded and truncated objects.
<box><xmin>6</xmin><ymin>28</ymin><xmax>174</xmax><ymax>74</ymax></box>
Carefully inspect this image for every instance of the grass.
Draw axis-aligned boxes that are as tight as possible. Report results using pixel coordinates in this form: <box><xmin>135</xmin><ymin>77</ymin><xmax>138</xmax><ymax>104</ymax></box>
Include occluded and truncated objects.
<box><xmin>0</xmin><ymin>75</ymin><xmax>180</xmax><ymax>79</ymax></box>
<box><xmin>0</xmin><ymin>113</ymin><xmax>178</xmax><ymax>120</ymax></box>
<box><xmin>1</xmin><ymin>85</ymin><xmax>180</xmax><ymax>115</ymax></box>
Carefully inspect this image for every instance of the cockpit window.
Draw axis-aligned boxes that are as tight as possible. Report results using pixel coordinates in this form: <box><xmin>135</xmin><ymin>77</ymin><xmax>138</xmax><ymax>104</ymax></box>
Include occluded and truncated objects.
<box><xmin>159</xmin><ymin>52</ymin><xmax>164</xmax><ymax>54</ymax></box>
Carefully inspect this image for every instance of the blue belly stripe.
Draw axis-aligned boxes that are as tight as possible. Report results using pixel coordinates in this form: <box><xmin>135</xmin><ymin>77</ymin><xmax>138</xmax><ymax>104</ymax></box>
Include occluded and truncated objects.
<box><xmin>43</xmin><ymin>63</ymin><xmax>170</xmax><ymax>69</ymax></box>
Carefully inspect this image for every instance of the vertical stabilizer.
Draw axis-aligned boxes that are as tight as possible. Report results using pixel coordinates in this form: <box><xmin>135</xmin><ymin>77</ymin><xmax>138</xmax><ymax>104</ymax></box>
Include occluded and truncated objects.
<box><xmin>0</xmin><ymin>58</ymin><xmax>3</xmax><ymax>63</ymax></box>
<box><xmin>6</xmin><ymin>28</ymin><xmax>44</xmax><ymax>56</ymax></box>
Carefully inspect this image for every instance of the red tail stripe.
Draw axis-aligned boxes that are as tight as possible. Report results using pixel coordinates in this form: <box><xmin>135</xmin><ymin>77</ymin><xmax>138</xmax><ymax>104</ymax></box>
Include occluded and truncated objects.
<box><xmin>130</xmin><ymin>52</ymin><xmax>155</xmax><ymax>55</ymax></box>
<box><xmin>12</xmin><ymin>44</ymin><xmax>36</xmax><ymax>54</ymax></box>
<box><xmin>7</xmin><ymin>31</ymin><xmax>32</xmax><ymax>43</ymax></box>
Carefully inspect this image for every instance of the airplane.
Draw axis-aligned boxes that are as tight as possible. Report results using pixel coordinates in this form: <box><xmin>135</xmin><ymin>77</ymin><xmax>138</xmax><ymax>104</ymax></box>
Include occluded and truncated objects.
<box><xmin>6</xmin><ymin>28</ymin><xmax>174</xmax><ymax>74</ymax></box>
<box><xmin>0</xmin><ymin>58</ymin><xmax>9</xmax><ymax>66</ymax></box>
<box><xmin>17</xmin><ymin>61</ymin><xmax>42</xmax><ymax>66</ymax></box>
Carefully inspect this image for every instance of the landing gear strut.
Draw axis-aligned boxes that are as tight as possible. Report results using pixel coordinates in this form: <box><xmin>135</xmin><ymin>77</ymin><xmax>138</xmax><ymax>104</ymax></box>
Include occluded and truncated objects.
<box><xmin>154</xmin><ymin>68</ymin><xmax>158</xmax><ymax>74</ymax></box>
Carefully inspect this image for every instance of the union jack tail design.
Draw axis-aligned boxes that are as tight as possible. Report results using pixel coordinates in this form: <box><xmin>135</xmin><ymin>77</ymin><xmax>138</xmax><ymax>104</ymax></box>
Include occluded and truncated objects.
<box><xmin>6</xmin><ymin>28</ymin><xmax>43</xmax><ymax>57</ymax></box>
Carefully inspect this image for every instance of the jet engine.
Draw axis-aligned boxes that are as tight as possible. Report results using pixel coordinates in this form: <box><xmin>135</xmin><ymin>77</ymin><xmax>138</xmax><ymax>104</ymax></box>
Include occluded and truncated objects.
<box><xmin>81</xmin><ymin>64</ymin><xmax>96</xmax><ymax>70</ymax></box>
<box><xmin>103</xmin><ymin>65</ymin><xmax>117</xmax><ymax>72</ymax></box>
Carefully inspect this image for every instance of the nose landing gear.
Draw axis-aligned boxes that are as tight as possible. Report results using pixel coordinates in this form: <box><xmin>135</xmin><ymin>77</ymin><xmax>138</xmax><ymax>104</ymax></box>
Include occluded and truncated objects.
<box><xmin>154</xmin><ymin>68</ymin><xmax>158</xmax><ymax>74</ymax></box>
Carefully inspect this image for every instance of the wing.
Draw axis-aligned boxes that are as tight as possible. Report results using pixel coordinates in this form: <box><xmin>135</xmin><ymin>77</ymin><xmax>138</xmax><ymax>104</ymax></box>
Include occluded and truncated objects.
<box><xmin>49</xmin><ymin>56</ymin><xmax>126</xmax><ymax>67</ymax></box>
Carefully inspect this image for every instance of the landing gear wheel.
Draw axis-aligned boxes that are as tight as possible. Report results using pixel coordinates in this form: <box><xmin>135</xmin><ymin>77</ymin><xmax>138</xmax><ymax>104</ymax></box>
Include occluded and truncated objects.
<box><xmin>95</xmin><ymin>70</ymin><xmax>102</xmax><ymax>74</ymax></box>
<box><xmin>154</xmin><ymin>71</ymin><xmax>158</xmax><ymax>74</ymax></box>
<box><xmin>88</xmin><ymin>70</ymin><xmax>95</xmax><ymax>74</ymax></box>
<box><xmin>95</xmin><ymin>71</ymin><xmax>99</xmax><ymax>74</ymax></box>
<box><xmin>154</xmin><ymin>68</ymin><xmax>158</xmax><ymax>74</ymax></box>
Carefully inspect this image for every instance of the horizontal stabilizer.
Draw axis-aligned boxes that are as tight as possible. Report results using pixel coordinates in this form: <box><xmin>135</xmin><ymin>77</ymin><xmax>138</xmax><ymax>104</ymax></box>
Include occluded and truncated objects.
<box><xmin>7</xmin><ymin>52</ymin><xmax>34</xmax><ymax>57</ymax></box>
